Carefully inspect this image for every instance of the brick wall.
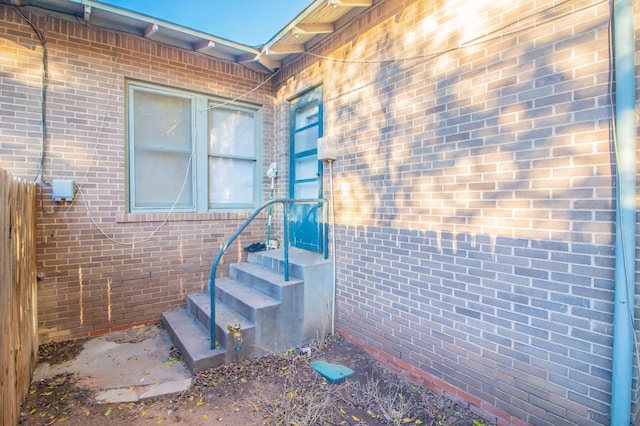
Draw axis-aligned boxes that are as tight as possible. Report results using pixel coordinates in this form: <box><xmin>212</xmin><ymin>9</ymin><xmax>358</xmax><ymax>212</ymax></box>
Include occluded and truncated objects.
<box><xmin>0</xmin><ymin>5</ymin><xmax>277</xmax><ymax>341</ymax></box>
<box><xmin>2</xmin><ymin>0</ymin><xmax>639</xmax><ymax>424</ymax></box>
<box><xmin>275</xmin><ymin>0</ymin><xmax>638</xmax><ymax>424</ymax></box>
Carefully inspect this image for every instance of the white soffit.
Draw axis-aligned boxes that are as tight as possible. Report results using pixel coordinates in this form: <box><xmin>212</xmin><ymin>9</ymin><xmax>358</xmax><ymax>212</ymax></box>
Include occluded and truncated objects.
<box><xmin>0</xmin><ymin>0</ymin><xmax>377</xmax><ymax>73</ymax></box>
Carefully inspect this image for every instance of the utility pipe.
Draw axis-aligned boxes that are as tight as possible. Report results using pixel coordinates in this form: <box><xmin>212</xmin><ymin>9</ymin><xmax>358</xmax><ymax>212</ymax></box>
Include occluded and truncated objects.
<box><xmin>328</xmin><ymin>159</ymin><xmax>336</xmax><ymax>335</ymax></box>
<box><xmin>610</xmin><ymin>0</ymin><xmax>637</xmax><ymax>424</ymax></box>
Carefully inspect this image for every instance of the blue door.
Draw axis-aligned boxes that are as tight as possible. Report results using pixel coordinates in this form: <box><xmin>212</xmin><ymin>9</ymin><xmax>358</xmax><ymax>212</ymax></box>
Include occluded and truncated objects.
<box><xmin>289</xmin><ymin>87</ymin><xmax>323</xmax><ymax>252</ymax></box>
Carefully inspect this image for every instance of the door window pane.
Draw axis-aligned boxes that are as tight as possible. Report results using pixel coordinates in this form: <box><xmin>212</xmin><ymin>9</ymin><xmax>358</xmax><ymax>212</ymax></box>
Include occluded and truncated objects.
<box><xmin>294</xmin><ymin>155</ymin><xmax>318</xmax><ymax>180</ymax></box>
<box><xmin>294</xmin><ymin>126</ymin><xmax>318</xmax><ymax>154</ymax></box>
<box><xmin>295</xmin><ymin>101</ymin><xmax>318</xmax><ymax>128</ymax></box>
<box><xmin>294</xmin><ymin>180</ymin><xmax>319</xmax><ymax>199</ymax></box>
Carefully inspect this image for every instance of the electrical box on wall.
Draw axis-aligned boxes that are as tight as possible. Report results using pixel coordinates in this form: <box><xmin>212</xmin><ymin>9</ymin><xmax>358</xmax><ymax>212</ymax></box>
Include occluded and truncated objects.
<box><xmin>318</xmin><ymin>135</ymin><xmax>337</xmax><ymax>161</ymax></box>
<box><xmin>51</xmin><ymin>179</ymin><xmax>75</xmax><ymax>202</ymax></box>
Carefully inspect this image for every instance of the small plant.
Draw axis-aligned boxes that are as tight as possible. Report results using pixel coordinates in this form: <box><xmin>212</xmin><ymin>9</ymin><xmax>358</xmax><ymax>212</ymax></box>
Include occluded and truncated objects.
<box><xmin>261</xmin><ymin>355</ymin><xmax>344</xmax><ymax>425</ymax></box>
<box><xmin>341</xmin><ymin>375</ymin><xmax>420</xmax><ymax>424</ymax></box>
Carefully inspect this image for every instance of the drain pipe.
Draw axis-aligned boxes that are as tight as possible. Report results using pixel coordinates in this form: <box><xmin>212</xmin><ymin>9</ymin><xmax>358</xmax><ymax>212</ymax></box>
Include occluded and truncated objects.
<box><xmin>610</xmin><ymin>0</ymin><xmax>637</xmax><ymax>424</ymax></box>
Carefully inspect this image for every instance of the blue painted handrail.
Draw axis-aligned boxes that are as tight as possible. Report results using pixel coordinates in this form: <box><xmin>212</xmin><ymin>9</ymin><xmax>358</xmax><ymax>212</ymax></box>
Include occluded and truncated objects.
<box><xmin>208</xmin><ymin>197</ymin><xmax>329</xmax><ymax>349</ymax></box>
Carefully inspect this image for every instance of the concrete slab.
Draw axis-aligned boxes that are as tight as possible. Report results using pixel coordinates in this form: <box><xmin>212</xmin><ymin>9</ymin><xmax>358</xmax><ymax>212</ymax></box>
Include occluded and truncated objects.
<box><xmin>32</xmin><ymin>325</ymin><xmax>193</xmax><ymax>402</ymax></box>
<box><xmin>139</xmin><ymin>378</ymin><xmax>192</xmax><ymax>399</ymax></box>
<box><xmin>95</xmin><ymin>388</ymin><xmax>140</xmax><ymax>403</ymax></box>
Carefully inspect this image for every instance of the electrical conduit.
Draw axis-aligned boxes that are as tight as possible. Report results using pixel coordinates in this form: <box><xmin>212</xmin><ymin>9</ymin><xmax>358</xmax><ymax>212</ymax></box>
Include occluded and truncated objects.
<box><xmin>611</xmin><ymin>0</ymin><xmax>637</xmax><ymax>424</ymax></box>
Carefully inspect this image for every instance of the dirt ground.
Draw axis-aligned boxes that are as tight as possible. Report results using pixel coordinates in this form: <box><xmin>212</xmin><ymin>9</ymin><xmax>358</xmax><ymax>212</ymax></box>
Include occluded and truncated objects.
<box><xmin>19</xmin><ymin>330</ymin><xmax>494</xmax><ymax>425</ymax></box>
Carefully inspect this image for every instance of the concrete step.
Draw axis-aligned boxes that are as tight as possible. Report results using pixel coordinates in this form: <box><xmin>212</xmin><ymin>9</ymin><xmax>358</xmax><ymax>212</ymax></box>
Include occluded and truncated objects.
<box><xmin>187</xmin><ymin>291</ymin><xmax>253</xmax><ymax>334</ymax></box>
<box><xmin>161</xmin><ymin>308</ymin><xmax>226</xmax><ymax>372</ymax></box>
<box><xmin>215</xmin><ymin>277</ymin><xmax>280</xmax><ymax>324</ymax></box>
<box><xmin>247</xmin><ymin>247</ymin><xmax>330</xmax><ymax>280</ymax></box>
<box><xmin>163</xmin><ymin>247</ymin><xmax>333</xmax><ymax>371</ymax></box>
<box><xmin>163</xmin><ymin>295</ymin><xmax>257</xmax><ymax>373</ymax></box>
<box><xmin>187</xmin><ymin>292</ymin><xmax>258</xmax><ymax>356</ymax></box>
<box><xmin>230</xmin><ymin>261</ymin><xmax>303</xmax><ymax>301</ymax></box>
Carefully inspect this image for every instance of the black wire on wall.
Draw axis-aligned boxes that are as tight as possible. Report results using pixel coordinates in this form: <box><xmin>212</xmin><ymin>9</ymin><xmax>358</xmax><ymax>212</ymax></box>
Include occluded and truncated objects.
<box><xmin>14</xmin><ymin>6</ymin><xmax>48</xmax><ymax>183</ymax></box>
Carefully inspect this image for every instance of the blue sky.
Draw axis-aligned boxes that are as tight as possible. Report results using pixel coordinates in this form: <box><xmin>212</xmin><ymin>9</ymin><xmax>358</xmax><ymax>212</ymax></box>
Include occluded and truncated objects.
<box><xmin>101</xmin><ymin>0</ymin><xmax>313</xmax><ymax>46</ymax></box>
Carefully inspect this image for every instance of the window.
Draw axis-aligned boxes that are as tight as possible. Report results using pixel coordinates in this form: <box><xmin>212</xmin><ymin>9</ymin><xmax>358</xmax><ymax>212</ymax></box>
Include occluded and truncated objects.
<box><xmin>127</xmin><ymin>82</ymin><xmax>262</xmax><ymax>213</ymax></box>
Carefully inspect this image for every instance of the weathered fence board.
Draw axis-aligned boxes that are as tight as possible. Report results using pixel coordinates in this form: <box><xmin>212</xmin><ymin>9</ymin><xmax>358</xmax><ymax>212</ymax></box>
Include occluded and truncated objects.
<box><xmin>0</xmin><ymin>168</ymin><xmax>38</xmax><ymax>426</ymax></box>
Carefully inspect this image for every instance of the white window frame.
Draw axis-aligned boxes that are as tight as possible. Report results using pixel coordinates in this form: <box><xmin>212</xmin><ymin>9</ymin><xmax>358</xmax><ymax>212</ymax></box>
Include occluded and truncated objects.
<box><xmin>126</xmin><ymin>81</ymin><xmax>262</xmax><ymax>213</ymax></box>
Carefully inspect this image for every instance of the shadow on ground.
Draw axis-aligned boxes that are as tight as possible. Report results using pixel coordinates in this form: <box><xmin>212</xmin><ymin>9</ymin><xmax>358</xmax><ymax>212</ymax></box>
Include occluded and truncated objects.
<box><xmin>20</xmin><ymin>325</ymin><xmax>494</xmax><ymax>425</ymax></box>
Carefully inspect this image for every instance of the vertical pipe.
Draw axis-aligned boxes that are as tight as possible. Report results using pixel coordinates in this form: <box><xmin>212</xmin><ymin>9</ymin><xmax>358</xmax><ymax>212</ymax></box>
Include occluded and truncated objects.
<box><xmin>329</xmin><ymin>161</ymin><xmax>336</xmax><ymax>335</ymax></box>
<box><xmin>284</xmin><ymin>203</ymin><xmax>289</xmax><ymax>282</ymax></box>
<box><xmin>611</xmin><ymin>0</ymin><xmax>637</xmax><ymax>424</ymax></box>
<box><xmin>323</xmin><ymin>198</ymin><xmax>329</xmax><ymax>260</ymax></box>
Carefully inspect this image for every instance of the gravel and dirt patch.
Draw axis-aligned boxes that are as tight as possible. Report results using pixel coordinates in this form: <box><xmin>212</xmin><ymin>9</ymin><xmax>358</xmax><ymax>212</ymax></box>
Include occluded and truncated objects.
<box><xmin>20</xmin><ymin>329</ymin><xmax>494</xmax><ymax>425</ymax></box>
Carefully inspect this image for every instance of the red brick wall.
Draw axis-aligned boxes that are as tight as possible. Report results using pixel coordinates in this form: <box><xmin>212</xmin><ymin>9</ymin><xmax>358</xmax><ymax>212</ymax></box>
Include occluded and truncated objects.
<box><xmin>275</xmin><ymin>0</ymin><xmax>637</xmax><ymax>424</ymax></box>
<box><xmin>0</xmin><ymin>5</ymin><xmax>276</xmax><ymax>341</ymax></box>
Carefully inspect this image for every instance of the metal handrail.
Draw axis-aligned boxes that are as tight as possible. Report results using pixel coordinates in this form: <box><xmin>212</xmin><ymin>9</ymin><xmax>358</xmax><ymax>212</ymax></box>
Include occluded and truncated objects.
<box><xmin>208</xmin><ymin>197</ymin><xmax>329</xmax><ymax>349</ymax></box>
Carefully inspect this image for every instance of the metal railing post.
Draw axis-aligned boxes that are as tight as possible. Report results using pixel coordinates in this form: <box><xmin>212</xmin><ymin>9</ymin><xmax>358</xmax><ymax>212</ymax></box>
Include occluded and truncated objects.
<box><xmin>283</xmin><ymin>201</ymin><xmax>289</xmax><ymax>282</ymax></box>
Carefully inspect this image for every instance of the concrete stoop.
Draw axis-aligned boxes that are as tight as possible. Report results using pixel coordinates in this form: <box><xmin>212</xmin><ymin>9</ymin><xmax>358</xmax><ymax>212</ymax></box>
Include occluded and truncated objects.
<box><xmin>162</xmin><ymin>248</ymin><xmax>333</xmax><ymax>373</ymax></box>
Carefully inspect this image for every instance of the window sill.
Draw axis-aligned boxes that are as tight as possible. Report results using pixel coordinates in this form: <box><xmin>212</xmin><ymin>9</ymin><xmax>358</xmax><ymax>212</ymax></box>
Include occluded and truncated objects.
<box><xmin>116</xmin><ymin>211</ymin><xmax>253</xmax><ymax>223</ymax></box>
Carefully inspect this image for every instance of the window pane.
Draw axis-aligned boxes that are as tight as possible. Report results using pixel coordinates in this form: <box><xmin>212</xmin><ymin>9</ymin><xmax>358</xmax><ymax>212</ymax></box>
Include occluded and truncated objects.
<box><xmin>133</xmin><ymin>91</ymin><xmax>192</xmax><ymax>152</ymax></box>
<box><xmin>134</xmin><ymin>151</ymin><xmax>193</xmax><ymax>208</ymax></box>
<box><xmin>209</xmin><ymin>108</ymin><xmax>255</xmax><ymax>157</ymax></box>
<box><xmin>295</xmin><ymin>155</ymin><xmax>318</xmax><ymax>180</ymax></box>
<box><xmin>294</xmin><ymin>126</ymin><xmax>318</xmax><ymax>154</ymax></box>
<box><xmin>209</xmin><ymin>157</ymin><xmax>254</xmax><ymax>205</ymax></box>
<box><xmin>294</xmin><ymin>180</ymin><xmax>319</xmax><ymax>199</ymax></box>
<box><xmin>295</xmin><ymin>101</ymin><xmax>318</xmax><ymax>128</ymax></box>
<box><xmin>132</xmin><ymin>89</ymin><xmax>193</xmax><ymax>209</ymax></box>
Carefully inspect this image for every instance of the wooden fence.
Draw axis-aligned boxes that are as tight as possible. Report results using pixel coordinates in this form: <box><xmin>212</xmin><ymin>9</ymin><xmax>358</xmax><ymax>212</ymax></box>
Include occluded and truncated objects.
<box><xmin>0</xmin><ymin>168</ymin><xmax>38</xmax><ymax>426</ymax></box>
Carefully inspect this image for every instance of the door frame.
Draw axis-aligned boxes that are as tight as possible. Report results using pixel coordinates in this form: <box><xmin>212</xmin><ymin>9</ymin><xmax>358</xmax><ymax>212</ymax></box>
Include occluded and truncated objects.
<box><xmin>288</xmin><ymin>84</ymin><xmax>324</xmax><ymax>252</ymax></box>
